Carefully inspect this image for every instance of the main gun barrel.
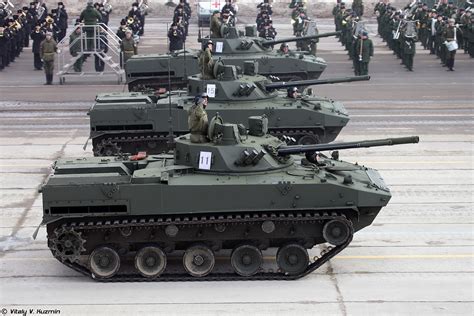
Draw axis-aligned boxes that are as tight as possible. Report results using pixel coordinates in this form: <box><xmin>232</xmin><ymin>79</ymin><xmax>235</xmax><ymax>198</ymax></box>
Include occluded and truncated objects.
<box><xmin>261</xmin><ymin>31</ymin><xmax>341</xmax><ymax>47</ymax></box>
<box><xmin>265</xmin><ymin>75</ymin><xmax>370</xmax><ymax>91</ymax></box>
<box><xmin>277</xmin><ymin>136</ymin><xmax>420</xmax><ymax>156</ymax></box>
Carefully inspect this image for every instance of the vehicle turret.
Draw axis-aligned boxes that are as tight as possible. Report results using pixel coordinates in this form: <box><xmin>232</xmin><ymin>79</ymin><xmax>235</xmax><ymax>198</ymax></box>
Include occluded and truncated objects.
<box><xmin>187</xmin><ymin>61</ymin><xmax>370</xmax><ymax>102</ymax></box>
<box><xmin>40</xmin><ymin>114</ymin><xmax>420</xmax><ymax>281</ymax></box>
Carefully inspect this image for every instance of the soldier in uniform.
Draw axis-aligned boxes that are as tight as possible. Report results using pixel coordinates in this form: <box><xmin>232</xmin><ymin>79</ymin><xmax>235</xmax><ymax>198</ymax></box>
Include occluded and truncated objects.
<box><xmin>277</xmin><ymin>42</ymin><xmax>290</xmax><ymax>55</ymax></box>
<box><xmin>460</xmin><ymin>10</ymin><xmax>471</xmax><ymax>54</ymax></box>
<box><xmin>0</xmin><ymin>25</ymin><xmax>9</xmax><ymax>70</ymax></box>
<box><xmin>168</xmin><ymin>22</ymin><xmax>184</xmax><ymax>53</ymax></box>
<box><xmin>188</xmin><ymin>94</ymin><xmax>209</xmax><ymax>143</ymax></box>
<box><xmin>210</xmin><ymin>11</ymin><xmax>221</xmax><ymax>38</ymax></box>
<box><xmin>402</xmin><ymin>28</ymin><xmax>416</xmax><ymax>71</ymax></box>
<box><xmin>30</xmin><ymin>23</ymin><xmax>44</xmax><ymax>70</ymax></box>
<box><xmin>354</xmin><ymin>31</ymin><xmax>373</xmax><ymax>76</ymax></box>
<box><xmin>352</xmin><ymin>0</ymin><xmax>364</xmax><ymax>17</ymax></box>
<box><xmin>79</xmin><ymin>0</ymin><xmax>102</xmax><ymax>50</ymax></box>
<box><xmin>69</xmin><ymin>24</ymin><xmax>83</xmax><ymax>72</ymax></box>
<box><xmin>287</xmin><ymin>87</ymin><xmax>299</xmax><ymax>99</ymax></box>
<box><xmin>116</xmin><ymin>19</ymin><xmax>127</xmax><ymax>40</ymax></box>
<box><xmin>120</xmin><ymin>29</ymin><xmax>137</xmax><ymax>66</ymax></box>
<box><xmin>442</xmin><ymin>18</ymin><xmax>457</xmax><ymax>71</ymax></box>
<box><xmin>174</xmin><ymin>4</ymin><xmax>189</xmax><ymax>37</ymax></box>
<box><xmin>39</xmin><ymin>31</ymin><xmax>57</xmax><ymax>85</ymax></box>
<box><xmin>56</xmin><ymin>2</ymin><xmax>68</xmax><ymax>42</ymax></box>
<box><xmin>468</xmin><ymin>15</ymin><xmax>474</xmax><ymax>58</ymax></box>
<box><xmin>199</xmin><ymin>40</ymin><xmax>214</xmax><ymax>79</ymax></box>
<box><xmin>258</xmin><ymin>21</ymin><xmax>276</xmax><ymax>40</ymax></box>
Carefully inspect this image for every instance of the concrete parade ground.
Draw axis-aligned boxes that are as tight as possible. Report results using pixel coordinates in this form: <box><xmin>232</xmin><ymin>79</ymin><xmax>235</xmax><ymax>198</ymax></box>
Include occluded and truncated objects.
<box><xmin>0</xmin><ymin>15</ymin><xmax>473</xmax><ymax>315</ymax></box>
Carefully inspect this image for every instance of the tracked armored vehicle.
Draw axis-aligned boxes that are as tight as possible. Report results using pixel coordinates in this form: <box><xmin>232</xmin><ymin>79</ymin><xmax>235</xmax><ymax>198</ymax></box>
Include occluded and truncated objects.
<box><xmin>125</xmin><ymin>27</ymin><xmax>339</xmax><ymax>92</ymax></box>
<box><xmin>90</xmin><ymin>63</ymin><xmax>368</xmax><ymax>156</ymax></box>
<box><xmin>40</xmin><ymin>115</ymin><xmax>419</xmax><ymax>281</ymax></box>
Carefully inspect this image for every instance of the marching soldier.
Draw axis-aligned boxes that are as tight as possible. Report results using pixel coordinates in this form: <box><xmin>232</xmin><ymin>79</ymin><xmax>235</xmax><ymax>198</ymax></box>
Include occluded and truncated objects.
<box><xmin>403</xmin><ymin>31</ymin><xmax>416</xmax><ymax>71</ymax></box>
<box><xmin>354</xmin><ymin>31</ymin><xmax>373</xmax><ymax>76</ymax></box>
<box><xmin>188</xmin><ymin>93</ymin><xmax>209</xmax><ymax>143</ymax></box>
<box><xmin>442</xmin><ymin>18</ymin><xmax>458</xmax><ymax>71</ymax></box>
<box><xmin>39</xmin><ymin>31</ymin><xmax>57</xmax><ymax>85</ymax></box>
<box><xmin>30</xmin><ymin>23</ymin><xmax>44</xmax><ymax>70</ymax></box>
<box><xmin>120</xmin><ymin>29</ymin><xmax>137</xmax><ymax>66</ymax></box>
<box><xmin>199</xmin><ymin>40</ymin><xmax>214</xmax><ymax>79</ymax></box>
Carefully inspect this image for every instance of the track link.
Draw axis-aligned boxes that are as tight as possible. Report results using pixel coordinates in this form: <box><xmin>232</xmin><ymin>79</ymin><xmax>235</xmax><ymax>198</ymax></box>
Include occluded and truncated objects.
<box><xmin>49</xmin><ymin>210</ymin><xmax>354</xmax><ymax>282</ymax></box>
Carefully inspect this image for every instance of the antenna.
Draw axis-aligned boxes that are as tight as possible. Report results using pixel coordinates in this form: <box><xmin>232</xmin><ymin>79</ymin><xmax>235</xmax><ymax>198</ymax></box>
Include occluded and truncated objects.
<box><xmin>167</xmin><ymin>22</ymin><xmax>174</xmax><ymax>151</ymax></box>
<box><xmin>183</xmin><ymin>34</ymin><xmax>187</xmax><ymax>81</ymax></box>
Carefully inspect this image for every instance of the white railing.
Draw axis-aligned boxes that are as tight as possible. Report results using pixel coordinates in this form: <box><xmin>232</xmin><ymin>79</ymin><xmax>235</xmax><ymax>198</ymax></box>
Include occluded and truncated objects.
<box><xmin>56</xmin><ymin>23</ymin><xmax>124</xmax><ymax>84</ymax></box>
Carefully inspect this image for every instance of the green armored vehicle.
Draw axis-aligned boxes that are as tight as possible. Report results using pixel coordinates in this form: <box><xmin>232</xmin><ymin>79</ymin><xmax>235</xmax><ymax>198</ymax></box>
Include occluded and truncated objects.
<box><xmin>39</xmin><ymin>115</ymin><xmax>419</xmax><ymax>281</ymax></box>
<box><xmin>125</xmin><ymin>27</ymin><xmax>338</xmax><ymax>92</ymax></box>
<box><xmin>90</xmin><ymin>63</ymin><xmax>367</xmax><ymax>156</ymax></box>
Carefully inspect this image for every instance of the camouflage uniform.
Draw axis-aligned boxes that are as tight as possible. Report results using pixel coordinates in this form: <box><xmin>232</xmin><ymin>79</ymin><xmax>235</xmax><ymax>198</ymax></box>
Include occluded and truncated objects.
<box><xmin>210</xmin><ymin>13</ymin><xmax>221</xmax><ymax>38</ymax></box>
<box><xmin>199</xmin><ymin>46</ymin><xmax>214</xmax><ymax>79</ymax></box>
<box><xmin>188</xmin><ymin>100</ymin><xmax>208</xmax><ymax>143</ymax></box>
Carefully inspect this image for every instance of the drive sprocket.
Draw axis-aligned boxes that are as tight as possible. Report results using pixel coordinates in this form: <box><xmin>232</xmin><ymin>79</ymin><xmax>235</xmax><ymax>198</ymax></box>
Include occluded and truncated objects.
<box><xmin>50</xmin><ymin>226</ymin><xmax>86</xmax><ymax>263</ymax></box>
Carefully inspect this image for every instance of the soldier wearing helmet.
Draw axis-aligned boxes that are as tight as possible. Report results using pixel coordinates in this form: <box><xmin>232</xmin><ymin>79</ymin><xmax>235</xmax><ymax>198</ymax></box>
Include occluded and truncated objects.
<box><xmin>287</xmin><ymin>87</ymin><xmax>299</xmax><ymax>99</ymax></box>
<box><xmin>188</xmin><ymin>93</ymin><xmax>209</xmax><ymax>143</ymax></box>
<box><xmin>278</xmin><ymin>42</ymin><xmax>290</xmax><ymax>55</ymax></box>
<box><xmin>199</xmin><ymin>40</ymin><xmax>214</xmax><ymax>79</ymax></box>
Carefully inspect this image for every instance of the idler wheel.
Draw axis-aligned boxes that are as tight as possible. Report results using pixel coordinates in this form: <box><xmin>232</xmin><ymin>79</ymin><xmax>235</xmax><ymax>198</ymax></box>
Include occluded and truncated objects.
<box><xmin>183</xmin><ymin>245</ymin><xmax>215</xmax><ymax>277</ymax></box>
<box><xmin>276</xmin><ymin>244</ymin><xmax>309</xmax><ymax>275</ymax></box>
<box><xmin>231</xmin><ymin>245</ymin><xmax>263</xmax><ymax>277</ymax></box>
<box><xmin>135</xmin><ymin>246</ymin><xmax>167</xmax><ymax>278</ymax></box>
<box><xmin>322</xmin><ymin>219</ymin><xmax>351</xmax><ymax>246</ymax></box>
<box><xmin>89</xmin><ymin>246</ymin><xmax>121</xmax><ymax>279</ymax></box>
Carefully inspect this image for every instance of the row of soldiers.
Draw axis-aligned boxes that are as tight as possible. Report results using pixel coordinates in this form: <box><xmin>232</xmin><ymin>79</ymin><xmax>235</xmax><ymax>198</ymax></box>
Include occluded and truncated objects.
<box><xmin>290</xmin><ymin>1</ymin><xmax>320</xmax><ymax>55</ymax></box>
<box><xmin>256</xmin><ymin>0</ymin><xmax>276</xmax><ymax>40</ymax></box>
<box><xmin>333</xmin><ymin>1</ymin><xmax>374</xmax><ymax>75</ymax></box>
<box><xmin>168</xmin><ymin>0</ymin><xmax>192</xmax><ymax>52</ymax></box>
<box><xmin>374</xmin><ymin>0</ymin><xmax>474</xmax><ymax>72</ymax></box>
<box><xmin>0</xmin><ymin>1</ymin><xmax>67</xmax><ymax>71</ymax></box>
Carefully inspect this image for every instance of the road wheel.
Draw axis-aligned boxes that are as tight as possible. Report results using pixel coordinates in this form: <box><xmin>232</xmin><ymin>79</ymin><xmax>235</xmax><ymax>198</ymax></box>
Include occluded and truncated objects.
<box><xmin>276</xmin><ymin>244</ymin><xmax>309</xmax><ymax>275</ymax></box>
<box><xmin>89</xmin><ymin>246</ymin><xmax>120</xmax><ymax>279</ymax></box>
<box><xmin>135</xmin><ymin>246</ymin><xmax>167</xmax><ymax>278</ymax></box>
<box><xmin>231</xmin><ymin>245</ymin><xmax>263</xmax><ymax>277</ymax></box>
<box><xmin>183</xmin><ymin>245</ymin><xmax>215</xmax><ymax>277</ymax></box>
